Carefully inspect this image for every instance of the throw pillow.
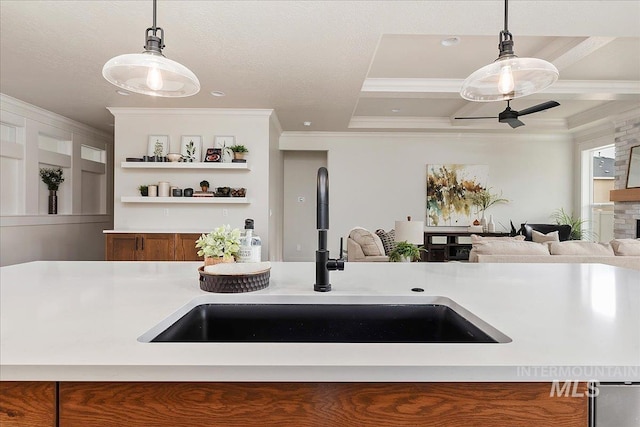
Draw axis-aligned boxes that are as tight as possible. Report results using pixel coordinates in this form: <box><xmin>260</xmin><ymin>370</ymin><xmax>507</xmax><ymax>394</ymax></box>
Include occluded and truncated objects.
<box><xmin>609</xmin><ymin>239</ymin><xmax>640</xmax><ymax>256</ymax></box>
<box><xmin>532</xmin><ymin>230</ymin><xmax>560</xmax><ymax>243</ymax></box>
<box><xmin>548</xmin><ymin>241</ymin><xmax>614</xmax><ymax>256</ymax></box>
<box><xmin>349</xmin><ymin>228</ymin><xmax>385</xmax><ymax>257</ymax></box>
<box><xmin>472</xmin><ymin>241</ymin><xmax>550</xmax><ymax>257</ymax></box>
<box><xmin>375</xmin><ymin>229</ymin><xmax>397</xmax><ymax>255</ymax></box>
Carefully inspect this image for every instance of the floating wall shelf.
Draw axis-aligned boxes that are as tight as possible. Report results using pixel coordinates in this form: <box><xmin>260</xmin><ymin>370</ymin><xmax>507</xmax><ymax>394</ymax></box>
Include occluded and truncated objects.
<box><xmin>120</xmin><ymin>162</ymin><xmax>249</xmax><ymax>170</ymax></box>
<box><xmin>121</xmin><ymin>197</ymin><xmax>250</xmax><ymax>204</ymax></box>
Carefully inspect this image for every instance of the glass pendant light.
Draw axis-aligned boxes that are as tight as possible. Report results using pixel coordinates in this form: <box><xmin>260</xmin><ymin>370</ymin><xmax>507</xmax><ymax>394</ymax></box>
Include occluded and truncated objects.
<box><xmin>460</xmin><ymin>0</ymin><xmax>558</xmax><ymax>102</ymax></box>
<box><xmin>102</xmin><ymin>0</ymin><xmax>200</xmax><ymax>97</ymax></box>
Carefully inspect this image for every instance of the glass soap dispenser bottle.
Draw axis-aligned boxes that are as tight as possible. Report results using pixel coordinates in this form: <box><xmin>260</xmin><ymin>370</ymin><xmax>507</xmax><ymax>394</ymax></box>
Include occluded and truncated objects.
<box><xmin>238</xmin><ymin>218</ymin><xmax>262</xmax><ymax>263</ymax></box>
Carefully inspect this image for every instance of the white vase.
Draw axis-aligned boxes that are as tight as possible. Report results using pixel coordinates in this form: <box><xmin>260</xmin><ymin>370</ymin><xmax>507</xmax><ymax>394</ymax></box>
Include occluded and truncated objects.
<box><xmin>488</xmin><ymin>215</ymin><xmax>495</xmax><ymax>233</ymax></box>
<box><xmin>480</xmin><ymin>212</ymin><xmax>487</xmax><ymax>233</ymax></box>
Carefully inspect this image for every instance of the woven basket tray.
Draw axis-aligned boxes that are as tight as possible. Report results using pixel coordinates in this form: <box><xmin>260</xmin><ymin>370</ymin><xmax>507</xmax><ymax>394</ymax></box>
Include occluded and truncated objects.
<box><xmin>198</xmin><ymin>266</ymin><xmax>270</xmax><ymax>293</ymax></box>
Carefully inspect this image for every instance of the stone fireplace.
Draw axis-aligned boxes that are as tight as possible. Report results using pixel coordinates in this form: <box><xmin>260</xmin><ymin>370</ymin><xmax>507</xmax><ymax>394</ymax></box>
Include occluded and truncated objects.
<box><xmin>613</xmin><ymin>115</ymin><xmax>640</xmax><ymax>239</ymax></box>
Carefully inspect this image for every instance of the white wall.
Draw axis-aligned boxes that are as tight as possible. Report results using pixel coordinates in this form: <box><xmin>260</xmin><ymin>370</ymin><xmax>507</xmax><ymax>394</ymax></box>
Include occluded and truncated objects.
<box><xmin>268</xmin><ymin>114</ymin><xmax>285</xmax><ymax>261</ymax></box>
<box><xmin>109</xmin><ymin>108</ymin><xmax>278</xmax><ymax>260</ymax></box>
<box><xmin>281</xmin><ymin>131</ymin><xmax>574</xmax><ymax>254</ymax></box>
<box><xmin>0</xmin><ymin>95</ymin><xmax>113</xmax><ymax>266</ymax></box>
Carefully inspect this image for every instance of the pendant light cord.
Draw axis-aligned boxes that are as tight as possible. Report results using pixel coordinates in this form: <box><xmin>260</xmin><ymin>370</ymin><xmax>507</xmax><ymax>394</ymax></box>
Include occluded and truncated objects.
<box><xmin>503</xmin><ymin>0</ymin><xmax>508</xmax><ymax>33</ymax></box>
<box><xmin>153</xmin><ymin>0</ymin><xmax>158</xmax><ymax>31</ymax></box>
<box><xmin>152</xmin><ymin>0</ymin><xmax>157</xmax><ymax>35</ymax></box>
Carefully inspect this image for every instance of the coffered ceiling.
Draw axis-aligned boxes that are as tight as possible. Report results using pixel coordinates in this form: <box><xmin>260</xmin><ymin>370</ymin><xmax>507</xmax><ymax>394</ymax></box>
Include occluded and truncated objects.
<box><xmin>1</xmin><ymin>1</ymin><xmax>639</xmax><ymax>134</ymax></box>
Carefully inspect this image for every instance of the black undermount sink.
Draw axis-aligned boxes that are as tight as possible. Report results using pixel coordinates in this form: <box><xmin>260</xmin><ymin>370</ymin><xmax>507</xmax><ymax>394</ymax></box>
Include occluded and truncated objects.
<box><xmin>150</xmin><ymin>303</ymin><xmax>500</xmax><ymax>343</ymax></box>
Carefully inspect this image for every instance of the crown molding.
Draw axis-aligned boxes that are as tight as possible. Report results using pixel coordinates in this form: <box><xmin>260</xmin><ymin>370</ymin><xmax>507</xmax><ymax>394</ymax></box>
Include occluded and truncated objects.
<box><xmin>360</xmin><ymin>78</ymin><xmax>640</xmax><ymax>100</ymax></box>
<box><xmin>1</xmin><ymin>94</ymin><xmax>111</xmax><ymax>141</ymax></box>
<box><xmin>269</xmin><ymin>111</ymin><xmax>283</xmax><ymax>136</ymax></box>
<box><xmin>348</xmin><ymin>115</ymin><xmax>568</xmax><ymax>132</ymax></box>
<box><xmin>107</xmin><ymin>107</ymin><xmax>275</xmax><ymax>117</ymax></box>
<box><xmin>279</xmin><ymin>130</ymin><xmax>570</xmax><ymax>143</ymax></box>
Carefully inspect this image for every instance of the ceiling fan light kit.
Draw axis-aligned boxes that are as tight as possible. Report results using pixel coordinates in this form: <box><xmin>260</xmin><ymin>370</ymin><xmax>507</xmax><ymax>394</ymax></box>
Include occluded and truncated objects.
<box><xmin>460</xmin><ymin>0</ymin><xmax>558</xmax><ymax>102</ymax></box>
<box><xmin>102</xmin><ymin>0</ymin><xmax>200</xmax><ymax>97</ymax></box>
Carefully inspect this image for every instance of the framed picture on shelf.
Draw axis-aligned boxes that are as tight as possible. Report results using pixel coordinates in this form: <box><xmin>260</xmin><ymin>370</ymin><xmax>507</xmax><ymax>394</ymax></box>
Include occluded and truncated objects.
<box><xmin>214</xmin><ymin>136</ymin><xmax>235</xmax><ymax>163</ymax></box>
<box><xmin>180</xmin><ymin>135</ymin><xmax>202</xmax><ymax>162</ymax></box>
<box><xmin>203</xmin><ymin>148</ymin><xmax>222</xmax><ymax>162</ymax></box>
<box><xmin>148</xmin><ymin>135</ymin><xmax>169</xmax><ymax>157</ymax></box>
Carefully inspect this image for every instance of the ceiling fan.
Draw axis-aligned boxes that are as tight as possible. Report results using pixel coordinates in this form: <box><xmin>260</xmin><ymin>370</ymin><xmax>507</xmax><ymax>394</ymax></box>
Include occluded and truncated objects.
<box><xmin>454</xmin><ymin>100</ymin><xmax>560</xmax><ymax>128</ymax></box>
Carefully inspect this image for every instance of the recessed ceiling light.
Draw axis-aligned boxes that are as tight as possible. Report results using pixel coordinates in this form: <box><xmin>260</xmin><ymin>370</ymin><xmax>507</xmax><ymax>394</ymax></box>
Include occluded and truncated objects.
<box><xmin>391</xmin><ymin>108</ymin><xmax>401</xmax><ymax>113</ymax></box>
<box><xmin>210</xmin><ymin>91</ymin><xmax>226</xmax><ymax>97</ymax></box>
<box><xmin>441</xmin><ymin>36</ymin><xmax>460</xmax><ymax>47</ymax></box>
<box><xmin>303</xmin><ymin>121</ymin><xmax>312</xmax><ymax>126</ymax></box>
<box><xmin>116</xmin><ymin>90</ymin><xmax>130</xmax><ymax>96</ymax></box>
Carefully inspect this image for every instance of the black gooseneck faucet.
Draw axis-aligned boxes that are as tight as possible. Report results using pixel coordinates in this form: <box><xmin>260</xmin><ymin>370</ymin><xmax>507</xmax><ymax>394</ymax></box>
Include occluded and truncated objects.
<box><xmin>315</xmin><ymin>167</ymin><xmax>344</xmax><ymax>292</ymax></box>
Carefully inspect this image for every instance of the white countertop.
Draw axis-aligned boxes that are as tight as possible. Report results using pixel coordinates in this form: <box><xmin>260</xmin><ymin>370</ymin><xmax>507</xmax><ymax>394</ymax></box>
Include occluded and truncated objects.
<box><xmin>1</xmin><ymin>261</ymin><xmax>639</xmax><ymax>382</ymax></box>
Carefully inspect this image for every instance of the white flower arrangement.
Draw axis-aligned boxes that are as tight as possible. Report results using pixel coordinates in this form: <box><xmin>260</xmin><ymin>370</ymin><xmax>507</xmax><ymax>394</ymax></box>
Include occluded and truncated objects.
<box><xmin>195</xmin><ymin>225</ymin><xmax>241</xmax><ymax>261</ymax></box>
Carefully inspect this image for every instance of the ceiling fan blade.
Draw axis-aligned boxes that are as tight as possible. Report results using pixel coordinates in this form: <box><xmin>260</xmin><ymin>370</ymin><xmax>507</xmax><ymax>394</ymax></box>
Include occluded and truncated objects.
<box><xmin>517</xmin><ymin>101</ymin><xmax>560</xmax><ymax>117</ymax></box>
<box><xmin>454</xmin><ymin>116</ymin><xmax>498</xmax><ymax>120</ymax></box>
<box><xmin>506</xmin><ymin>118</ymin><xmax>525</xmax><ymax>128</ymax></box>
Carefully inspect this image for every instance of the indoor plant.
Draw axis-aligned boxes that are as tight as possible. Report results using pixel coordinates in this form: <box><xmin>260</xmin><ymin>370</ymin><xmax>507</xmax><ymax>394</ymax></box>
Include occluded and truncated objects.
<box><xmin>551</xmin><ymin>208</ymin><xmax>595</xmax><ymax>241</ymax></box>
<box><xmin>230</xmin><ymin>144</ymin><xmax>249</xmax><ymax>160</ymax></box>
<box><xmin>469</xmin><ymin>188</ymin><xmax>509</xmax><ymax>230</ymax></box>
<box><xmin>39</xmin><ymin>167</ymin><xmax>65</xmax><ymax>214</ymax></box>
<box><xmin>195</xmin><ymin>225</ymin><xmax>241</xmax><ymax>265</ymax></box>
<box><xmin>388</xmin><ymin>241</ymin><xmax>425</xmax><ymax>262</ymax></box>
<box><xmin>200</xmin><ymin>180</ymin><xmax>210</xmax><ymax>192</ymax></box>
<box><xmin>138</xmin><ymin>185</ymin><xmax>149</xmax><ymax>196</ymax></box>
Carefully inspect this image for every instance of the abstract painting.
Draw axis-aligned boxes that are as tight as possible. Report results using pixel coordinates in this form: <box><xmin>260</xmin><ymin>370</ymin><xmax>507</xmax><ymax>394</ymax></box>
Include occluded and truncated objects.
<box><xmin>426</xmin><ymin>164</ymin><xmax>488</xmax><ymax>226</ymax></box>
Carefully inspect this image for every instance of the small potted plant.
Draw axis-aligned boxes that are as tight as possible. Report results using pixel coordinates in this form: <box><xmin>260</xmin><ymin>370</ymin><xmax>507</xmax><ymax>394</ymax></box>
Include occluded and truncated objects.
<box><xmin>230</xmin><ymin>144</ymin><xmax>249</xmax><ymax>160</ymax></box>
<box><xmin>195</xmin><ymin>225</ymin><xmax>241</xmax><ymax>265</ymax></box>
<box><xmin>138</xmin><ymin>185</ymin><xmax>149</xmax><ymax>196</ymax></box>
<box><xmin>200</xmin><ymin>180</ymin><xmax>210</xmax><ymax>192</ymax></box>
<box><xmin>388</xmin><ymin>241</ymin><xmax>425</xmax><ymax>262</ymax></box>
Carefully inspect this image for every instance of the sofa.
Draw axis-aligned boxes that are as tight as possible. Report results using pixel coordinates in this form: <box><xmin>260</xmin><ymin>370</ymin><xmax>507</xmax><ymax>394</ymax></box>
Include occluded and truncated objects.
<box><xmin>469</xmin><ymin>235</ymin><xmax>640</xmax><ymax>271</ymax></box>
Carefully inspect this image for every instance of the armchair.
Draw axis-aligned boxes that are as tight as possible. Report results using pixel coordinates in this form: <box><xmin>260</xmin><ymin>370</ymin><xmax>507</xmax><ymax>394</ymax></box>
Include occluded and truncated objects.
<box><xmin>346</xmin><ymin>227</ymin><xmax>389</xmax><ymax>262</ymax></box>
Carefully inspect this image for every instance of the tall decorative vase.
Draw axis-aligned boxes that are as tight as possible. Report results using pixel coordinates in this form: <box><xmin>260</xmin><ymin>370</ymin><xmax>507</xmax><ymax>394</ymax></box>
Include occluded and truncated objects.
<box><xmin>48</xmin><ymin>190</ymin><xmax>58</xmax><ymax>215</ymax></box>
<box><xmin>488</xmin><ymin>215</ymin><xmax>496</xmax><ymax>233</ymax></box>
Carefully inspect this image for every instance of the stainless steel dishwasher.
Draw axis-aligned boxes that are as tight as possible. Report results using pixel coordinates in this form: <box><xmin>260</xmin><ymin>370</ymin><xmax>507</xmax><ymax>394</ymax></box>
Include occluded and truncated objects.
<box><xmin>590</xmin><ymin>382</ymin><xmax>640</xmax><ymax>427</ymax></box>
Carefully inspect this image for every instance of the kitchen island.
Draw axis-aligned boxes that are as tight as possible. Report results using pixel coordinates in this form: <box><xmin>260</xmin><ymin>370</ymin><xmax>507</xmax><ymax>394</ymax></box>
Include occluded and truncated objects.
<box><xmin>1</xmin><ymin>261</ymin><xmax>638</xmax><ymax>426</ymax></box>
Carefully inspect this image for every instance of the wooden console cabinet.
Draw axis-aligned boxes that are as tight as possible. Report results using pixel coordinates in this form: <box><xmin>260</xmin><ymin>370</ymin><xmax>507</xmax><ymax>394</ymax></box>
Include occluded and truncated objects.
<box><xmin>105</xmin><ymin>233</ymin><xmax>201</xmax><ymax>261</ymax></box>
<box><xmin>423</xmin><ymin>231</ymin><xmax>509</xmax><ymax>262</ymax></box>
